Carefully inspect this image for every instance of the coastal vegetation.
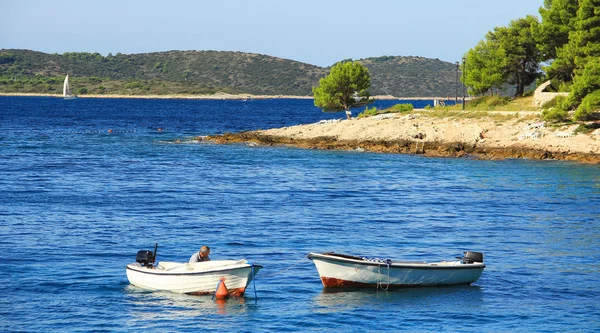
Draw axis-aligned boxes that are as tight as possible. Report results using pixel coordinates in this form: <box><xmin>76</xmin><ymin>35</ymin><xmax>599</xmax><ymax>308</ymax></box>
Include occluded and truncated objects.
<box><xmin>313</xmin><ymin>61</ymin><xmax>373</xmax><ymax>119</ymax></box>
<box><xmin>0</xmin><ymin>49</ymin><xmax>463</xmax><ymax>97</ymax></box>
<box><xmin>358</xmin><ymin>103</ymin><xmax>414</xmax><ymax>118</ymax></box>
<box><xmin>462</xmin><ymin>0</ymin><xmax>600</xmax><ymax>121</ymax></box>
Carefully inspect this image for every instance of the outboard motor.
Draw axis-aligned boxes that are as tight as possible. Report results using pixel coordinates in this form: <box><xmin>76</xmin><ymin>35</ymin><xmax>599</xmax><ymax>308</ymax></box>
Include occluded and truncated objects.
<box><xmin>458</xmin><ymin>251</ymin><xmax>484</xmax><ymax>264</ymax></box>
<box><xmin>136</xmin><ymin>250</ymin><xmax>155</xmax><ymax>267</ymax></box>
<box><xmin>135</xmin><ymin>243</ymin><xmax>158</xmax><ymax>268</ymax></box>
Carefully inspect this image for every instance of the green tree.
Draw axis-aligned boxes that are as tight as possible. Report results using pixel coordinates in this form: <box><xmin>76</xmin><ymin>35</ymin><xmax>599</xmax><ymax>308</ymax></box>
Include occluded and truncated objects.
<box><xmin>312</xmin><ymin>61</ymin><xmax>372</xmax><ymax>119</ymax></box>
<box><xmin>487</xmin><ymin>16</ymin><xmax>543</xmax><ymax>97</ymax></box>
<box><xmin>535</xmin><ymin>0</ymin><xmax>580</xmax><ymax>83</ymax></box>
<box><xmin>464</xmin><ymin>40</ymin><xmax>507</xmax><ymax>95</ymax></box>
<box><xmin>564</xmin><ymin>0</ymin><xmax>600</xmax><ymax>116</ymax></box>
<box><xmin>535</xmin><ymin>0</ymin><xmax>579</xmax><ymax>61</ymax></box>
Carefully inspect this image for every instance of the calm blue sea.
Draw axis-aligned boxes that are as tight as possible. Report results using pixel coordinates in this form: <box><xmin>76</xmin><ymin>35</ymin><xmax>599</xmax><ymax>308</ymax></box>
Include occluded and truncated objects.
<box><xmin>1</xmin><ymin>96</ymin><xmax>598</xmax><ymax>332</ymax></box>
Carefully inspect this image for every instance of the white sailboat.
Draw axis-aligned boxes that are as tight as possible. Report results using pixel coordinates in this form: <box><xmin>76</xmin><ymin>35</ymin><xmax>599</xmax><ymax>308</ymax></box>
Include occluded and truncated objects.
<box><xmin>63</xmin><ymin>75</ymin><xmax>77</xmax><ymax>100</ymax></box>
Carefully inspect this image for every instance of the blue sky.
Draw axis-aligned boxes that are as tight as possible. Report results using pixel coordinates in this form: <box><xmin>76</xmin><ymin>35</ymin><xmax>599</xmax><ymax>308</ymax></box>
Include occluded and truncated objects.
<box><xmin>2</xmin><ymin>0</ymin><xmax>543</xmax><ymax>67</ymax></box>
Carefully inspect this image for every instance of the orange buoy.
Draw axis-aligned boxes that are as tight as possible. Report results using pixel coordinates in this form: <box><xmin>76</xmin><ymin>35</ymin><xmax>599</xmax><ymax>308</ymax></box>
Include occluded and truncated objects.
<box><xmin>107</xmin><ymin>129</ymin><xmax>113</xmax><ymax>133</ymax></box>
<box><xmin>214</xmin><ymin>277</ymin><xmax>229</xmax><ymax>300</ymax></box>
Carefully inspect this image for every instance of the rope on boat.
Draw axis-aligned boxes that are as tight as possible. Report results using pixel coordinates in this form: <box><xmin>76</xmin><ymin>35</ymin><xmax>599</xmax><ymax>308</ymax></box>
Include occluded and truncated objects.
<box><xmin>377</xmin><ymin>260</ymin><xmax>392</xmax><ymax>291</ymax></box>
<box><xmin>259</xmin><ymin>254</ymin><xmax>309</xmax><ymax>278</ymax></box>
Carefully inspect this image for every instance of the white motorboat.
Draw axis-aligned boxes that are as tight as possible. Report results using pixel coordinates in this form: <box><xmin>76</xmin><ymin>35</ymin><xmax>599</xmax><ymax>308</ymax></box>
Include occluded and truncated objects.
<box><xmin>308</xmin><ymin>251</ymin><xmax>485</xmax><ymax>289</ymax></box>
<box><xmin>126</xmin><ymin>248</ymin><xmax>262</xmax><ymax>296</ymax></box>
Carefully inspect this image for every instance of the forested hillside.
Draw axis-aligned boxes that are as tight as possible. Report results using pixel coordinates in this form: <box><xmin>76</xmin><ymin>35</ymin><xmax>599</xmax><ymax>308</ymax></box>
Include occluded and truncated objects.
<box><xmin>361</xmin><ymin>56</ymin><xmax>458</xmax><ymax>97</ymax></box>
<box><xmin>0</xmin><ymin>49</ymin><xmax>460</xmax><ymax>97</ymax></box>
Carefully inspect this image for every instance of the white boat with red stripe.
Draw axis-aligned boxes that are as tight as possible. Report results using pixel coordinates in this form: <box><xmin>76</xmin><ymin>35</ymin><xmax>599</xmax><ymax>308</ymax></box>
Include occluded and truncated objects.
<box><xmin>308</xmin><ymin>251</ymin><xmax>485</xmax><ymax>289</ymax></box>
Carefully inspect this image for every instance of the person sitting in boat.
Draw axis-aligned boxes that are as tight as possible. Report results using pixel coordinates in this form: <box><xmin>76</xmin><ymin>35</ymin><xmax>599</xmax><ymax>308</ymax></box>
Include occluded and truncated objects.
<box><xmin>189</xmin><ymin>245</ymin><xmax>211</xmax><ymax>264</ymax></box>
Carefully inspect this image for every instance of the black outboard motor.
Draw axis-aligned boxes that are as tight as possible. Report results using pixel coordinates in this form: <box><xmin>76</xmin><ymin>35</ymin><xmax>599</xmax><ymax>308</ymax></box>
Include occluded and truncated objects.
<box><xmin>136</xmin><ymin>250</ymin><xmax>155</xmax><ymax>267</ymax></box>
<box><xmin>458</xmin><ymin>251</ymin><xmax>484</xmax><ymax>264</ymax></box>
<box><xmin>135</xmin><ymin>243</ymin><xmax>158</xmax><ymax>268</ymax></box>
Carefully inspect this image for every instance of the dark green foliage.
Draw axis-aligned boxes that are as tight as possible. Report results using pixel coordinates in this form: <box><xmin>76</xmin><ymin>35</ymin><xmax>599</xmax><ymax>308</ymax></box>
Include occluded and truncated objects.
<box><xmin>466</xmin><ymin>96</ymin><xmax>490</xmax><ymax>108</ymax></box>
<box><xmin>358</xmin><ymin>106</ymin><xmax>378</xmax><ymax>118</ymax></box>
<box><xmin>357</xmin><ymin>103</ymin><xmax>414</xmax><ymax>118</ymax></box>
<box><xmin>574</xmin><ymin>121</ymin><xmax>600</xmax><ymax>134</ymax></box>
<box><xmin>464</xmin><ymin>95</ymin><xmax>511</xmax><ymax>110</ymax></box>
<box><xmin>542</xmin><ymin>78</ymin><xmax>571</xmax><ymax>92</ymax></box>
<box><xmin>542</xmin><ymin>107</ymin><xmax>569</xmax><ymax>121</ymax></box>
<box><xmin>124</xmin><ymin>81</ymin><xmax>143</xmax><ymax>89</ymax></box>
<box><xmin>546</xmin><ymin>44</ymin><xmax>578</xmax><ymax>82</ymax></box>
<box><xmin>541</xmin><ymin>94</ymin><xmax>568</xmax><ymax>109</ymax></box>
<box><xmin>486</xmin><ymin>95</ymin><xmax>510</xmax><ymax>108</ymax></box>
<box><xmin>543</xmin><ymin>0</ymin><xmax>600</xmax><ymax>112</ymax></box>
<box><xmin>464</xmin><ymin>40</ymin><xmax>506</xmax><ymax>95</ymax></box>
<box><xmin>388</xmin><ymin>103</ymin><xmax>414</xmax><ymax>112</ymax></box>
<box><xmin>564</xmin><ymin>0</ymin><xmax>600</xmax><ymax>111</ymax></box>
<box><xmin>313</xmin><ymin>61</ymin><xmax>372</xmax><ymax>118</ymax></box>
<box><xmin>535</xmin><ymin>0</ymin><xmax>579</xmax><ymax>60</ymax></box>
<box><xmin>548</xmin><ymin>0</ymin><xmax>600</xmax><ymax>86</ymax></box>
<box><xmin>541</xmin><ymin>94</ymin><xmax>569</xmax><ymax>122</ymax></box>
<box><xmin>574</xmin><ymin>89</ymin><xmax>600</xmax><ymax>120</ymax></box>
<box><xmin>0</xmin><ymin>53</ymin><xmax>16</xmax><ymax>64</ymax></box>
<box><xmin>464</xmin><ymin>16</ymin><xmax>542</xmax><ymax>98</ymax></box>
<box><xmin>486</xmin><ymin>16</ymin><xmax>542</xmax><ymax>97</ymax></box>
<box><xmin>567</xmin><ymin>57</ymin><xmax>600</xmax><ymax>111</ymax></box>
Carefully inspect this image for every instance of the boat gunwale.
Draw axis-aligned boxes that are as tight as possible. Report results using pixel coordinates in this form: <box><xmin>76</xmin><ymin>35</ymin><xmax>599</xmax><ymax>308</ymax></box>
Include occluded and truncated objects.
<box><xmin>308</xmin><ymin>252</ymin><xmax>485</xmax><ymax>270</ymax></box>
<box><xmin>126</xmin><ymin>262</ymin><xmax>263</xmax><ymax>276</ymax></box>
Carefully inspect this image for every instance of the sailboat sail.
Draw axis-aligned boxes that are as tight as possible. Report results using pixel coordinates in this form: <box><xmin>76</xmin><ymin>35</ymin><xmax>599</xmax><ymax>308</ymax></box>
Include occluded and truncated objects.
<box><xmin>63</xmin><ymin>75</ymin><xmax>76</xmax><ymax>99</ymax></box>
<box><xmin>63</xmin><ymin>75</ymin><xmax>71</xmax><ymax>97</ymax></box>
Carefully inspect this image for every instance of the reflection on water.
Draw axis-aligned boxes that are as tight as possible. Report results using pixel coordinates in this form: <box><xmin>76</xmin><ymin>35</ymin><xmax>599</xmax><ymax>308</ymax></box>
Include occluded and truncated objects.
<box><xmin>124</xmin><ymin>285</ymin><xmax>249</xmax><ymax>322</ymax></box>
<box><xmin>313</xmin><ymin>285</ymin><xmax>483</xmax><ymax>311</ymax></box>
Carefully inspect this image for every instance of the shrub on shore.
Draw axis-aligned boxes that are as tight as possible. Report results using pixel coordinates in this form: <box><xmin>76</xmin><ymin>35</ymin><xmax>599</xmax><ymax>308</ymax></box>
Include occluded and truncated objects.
<box><xmin>357</xmin><ymin>103</ymin><xmax>413</xmax><ymax>118</ymax></box>
<box><xmin>540</xmin><ymin>95</ymin><xmax>570</xmax><ymax>122</ymax></box>
<box><xmin>358</xmin><ymin>106</ymin><xmax>378</xmax><ymax>118</ymax></box>
<box><xmin>574</xmin><ymin>90</ymin><xmax>600</xmax><ymax>121</ymax></box>
<box><xmin>542</xmin><ymin>108</ymin><xmax>569</xmax><ymax>122</ymax></box>
<box><xmin>464</xmin><ymin>95</ymin><xmax>510</xmax><ymax>110</ymax></box>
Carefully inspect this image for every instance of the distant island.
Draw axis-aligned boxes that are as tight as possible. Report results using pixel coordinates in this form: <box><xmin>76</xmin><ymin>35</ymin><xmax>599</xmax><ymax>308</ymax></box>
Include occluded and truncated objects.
<box><xmin>0</xmin><ymin>49</ymin><xmax>460</xmax><ymax>98</ymax></box>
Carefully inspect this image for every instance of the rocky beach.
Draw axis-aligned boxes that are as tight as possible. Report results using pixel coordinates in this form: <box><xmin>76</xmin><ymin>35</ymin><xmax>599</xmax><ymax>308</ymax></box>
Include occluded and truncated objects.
<box><xmin>204</xmin><ymin>110</ymin><xmax>600</xmax><ymax>164</ymax></box>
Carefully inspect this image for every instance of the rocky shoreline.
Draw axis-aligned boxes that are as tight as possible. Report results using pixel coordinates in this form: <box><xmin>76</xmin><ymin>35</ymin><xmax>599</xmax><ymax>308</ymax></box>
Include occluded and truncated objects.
<box><xmin>200</xmin><ymin>112</ymin><xmax>600</xmax><ymax>164</ymax></box>
<box><xmin>202</xmin><ymin>132</ymin><xmax>600</xmax><ymax>163</ymax></box>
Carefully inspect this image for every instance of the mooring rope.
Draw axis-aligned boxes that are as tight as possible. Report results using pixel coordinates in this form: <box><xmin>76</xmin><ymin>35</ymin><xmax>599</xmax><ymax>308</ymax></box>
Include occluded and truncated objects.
<box><xmin>251</xmin><ymin>262</ymin><xmax>258</xmax><ymax>304</ymax></box>
<box><xmin>211</xmin><ymin>280</ymin><xmax>221</xmax><ymax>300</ymax></box>
<box><xmin>258</xmin><ymin>254</ymin><xmax>309</xmax><ymax>278</ymax></box>
<box><xmin>377</xmin><ymin>260</ymin><xmax>392</xmax><ymax>291</ymax></box>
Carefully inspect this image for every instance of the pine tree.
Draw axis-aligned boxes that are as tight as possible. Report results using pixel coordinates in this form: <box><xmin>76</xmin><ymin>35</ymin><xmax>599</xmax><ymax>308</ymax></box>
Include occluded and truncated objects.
<box><xmin>464</xmin><ymin>40</ymin><xmax>507</xmax><ymax>96</ymax></box>
<box><xmin>487</xmin><ymin>16</ymin><xmax>542</xmax><ymax>97</ymax></box>
<box><xmin>313</xmin><ymin>61</ymin><xmax>372</xmax><ymax>119</ymax></box>
<box><xmin>564</xmin><ymin>0</ymin><xmax>600</xmax><ymax>118</ymax></box>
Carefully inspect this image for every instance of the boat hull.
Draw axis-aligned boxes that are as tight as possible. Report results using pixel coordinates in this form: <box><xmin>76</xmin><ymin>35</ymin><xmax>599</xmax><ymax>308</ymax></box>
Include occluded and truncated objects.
<box><xmin>308</xmin><ymin>252</ymin><xmax>485</xmax><ymax>289</ymax></box>
<box><xmin>126</xmin><ymin>260</ymin><xmax>261</xmax><ymax>296</ymax></box>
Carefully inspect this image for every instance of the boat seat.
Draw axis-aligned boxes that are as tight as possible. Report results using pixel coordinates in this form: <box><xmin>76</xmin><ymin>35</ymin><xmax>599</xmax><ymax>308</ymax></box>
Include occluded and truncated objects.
<box><xmin>157</xmin><ymin>262</ymin><xmax>186</xmax><ymax>271</ymax></box>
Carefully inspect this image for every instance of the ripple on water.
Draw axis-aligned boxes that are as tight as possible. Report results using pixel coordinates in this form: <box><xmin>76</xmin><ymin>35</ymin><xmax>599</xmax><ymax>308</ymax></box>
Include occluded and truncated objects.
<box><xmin>1</xmin><ymin>97</ymin><xmax>599</xmax><ymax>332</ymax></box>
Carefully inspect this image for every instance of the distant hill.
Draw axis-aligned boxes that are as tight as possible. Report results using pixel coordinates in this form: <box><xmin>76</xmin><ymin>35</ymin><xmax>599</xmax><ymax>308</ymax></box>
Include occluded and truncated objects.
<box><xmin>0</xmin><ymin>49</ymin><xmax>461</xmax><ymax>97</ymax></box>
<box><xmin>361</xmin><ymin>56</ymin><xmax>460</xmax><ymax>98</ymax></box>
